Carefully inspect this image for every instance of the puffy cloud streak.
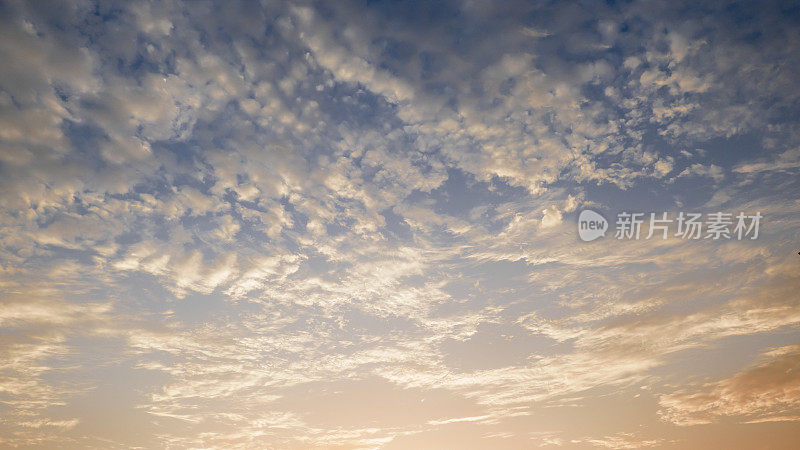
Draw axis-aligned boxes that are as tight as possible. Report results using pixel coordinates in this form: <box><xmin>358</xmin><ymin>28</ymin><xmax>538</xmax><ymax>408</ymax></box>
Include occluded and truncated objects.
<box><xmin>659</xmin><ymin>346</ymin><xmax>800</xmax><ymax>426</ymax></box>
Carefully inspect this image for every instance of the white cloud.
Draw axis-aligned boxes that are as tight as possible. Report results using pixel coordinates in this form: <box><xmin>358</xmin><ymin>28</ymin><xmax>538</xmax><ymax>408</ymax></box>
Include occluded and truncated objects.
<box><xmin>1</xmin><ymin>0</ymin><xmax>799</xmax><ymax>447</ymax></box>
<box><xmin>540</xmin><ymin>205</ymin><xmax>563</xmax><ymax>229</ymax></box>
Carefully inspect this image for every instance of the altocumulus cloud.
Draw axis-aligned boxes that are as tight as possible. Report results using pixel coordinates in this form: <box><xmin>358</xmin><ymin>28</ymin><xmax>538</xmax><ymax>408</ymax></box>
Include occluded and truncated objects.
<box><xmin>0</xmin><ymin>0</ymin><xmax>799</xmax><ymax>448</ymax></box>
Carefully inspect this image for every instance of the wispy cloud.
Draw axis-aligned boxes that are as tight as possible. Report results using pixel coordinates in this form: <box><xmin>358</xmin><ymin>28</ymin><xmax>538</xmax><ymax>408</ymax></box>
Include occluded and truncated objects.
<box><xmin>1</xmin><ymin>0</ymin><xmax>799</xmax><ymax>447</ymax></box>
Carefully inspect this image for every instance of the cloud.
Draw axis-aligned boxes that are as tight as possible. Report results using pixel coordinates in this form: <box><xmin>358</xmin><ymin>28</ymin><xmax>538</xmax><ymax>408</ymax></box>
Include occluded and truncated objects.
<box><xmin>733</xmin><ymin>148</ymin><xmax>800</xmax><ymax>175</ymax></box>
<box><xmin>540</xmin><ymin>205</ymin><xmax>563</xmax><ymax>229</ymax></box>
<box><xmin>582</xmin><ymin>432</ymin><xmax>665</xmax><ymax>449</ymax></box>
<box><xmin>675</xmin><ymin>163</ymin><xmax>725</xmax><ymax>182</ymax></box>
<box><xmin>659</xmin><ymin>345</ymin><xmax>800</xmax><ymax>426</ymax></box>
<box><xmin>0</xmin><ymin>0</ymin><xmax>799</xmax><ymax>447</ymax></box>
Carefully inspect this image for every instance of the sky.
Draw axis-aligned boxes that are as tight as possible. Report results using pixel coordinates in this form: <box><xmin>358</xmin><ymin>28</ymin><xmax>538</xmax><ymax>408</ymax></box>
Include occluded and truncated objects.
<box><xmin>0</xmin><ymin>0</ymin><xmax>799</xmax><ymax>448</ymax></box>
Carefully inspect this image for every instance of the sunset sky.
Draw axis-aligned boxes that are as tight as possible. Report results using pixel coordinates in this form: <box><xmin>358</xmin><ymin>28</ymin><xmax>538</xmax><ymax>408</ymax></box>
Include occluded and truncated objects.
<box><xmin>1</xmin><ymin>0</ymin><xmax>799</xmax><ymax>448</ymax></box>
